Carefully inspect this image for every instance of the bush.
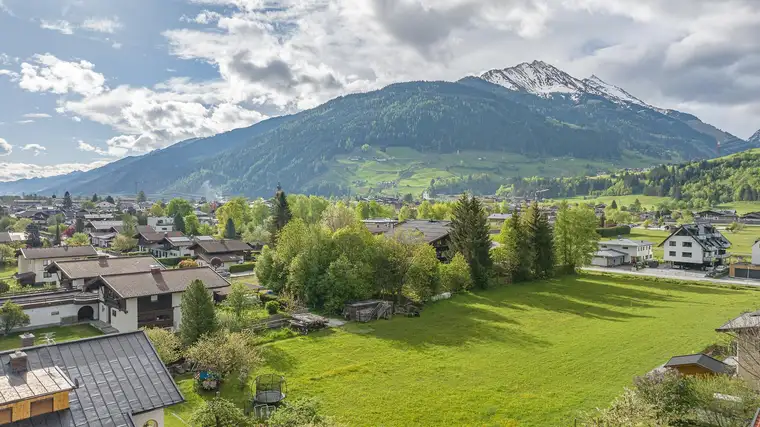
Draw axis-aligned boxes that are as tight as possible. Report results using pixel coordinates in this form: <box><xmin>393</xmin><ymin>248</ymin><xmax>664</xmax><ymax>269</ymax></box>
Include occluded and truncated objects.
<box><xmin>229</xmin><ymin>262</ymin><xmax>256</xmax><ymax>273</ymax></box>
<box><xmin>265</xmin><ymin>301</ymin><xmax>279</xmax><ymax>315</ymax></box>
<box><xmin>0</xmin><ymin>281</ymin><xmax>8</xmax><ymax>294</ymax></box>
<box><xmin>596</xmin><ymin>225</ymin><xmax>631</xmax><ymax>238</ymax></box>
<box><xmin>143</xmin><ymin>327</ymin><xmax>182</xmax><ymax>365</ymax></box>
<box><xmin>178</xmin><ymin>259</ymin><xmax>200</xmax><ymax>269</ymax></box>
<box><xmin>125</xmin><ymin>251</ymin><xmax>151</xmax><ymax>257</ymax></box>
<box><xmin>267</xmin><ymin>397</ymin><xmax>333</xmax><ymax>427</ymax></box>
<box><xmin>157</xmin><ymin>256</ymin><xmax>193</xmax><ymax>267</ymax></box>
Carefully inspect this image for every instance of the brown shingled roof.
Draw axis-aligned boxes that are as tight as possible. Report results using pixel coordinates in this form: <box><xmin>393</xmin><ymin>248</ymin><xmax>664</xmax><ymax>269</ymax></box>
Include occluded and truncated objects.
<box><xmin>189</xmin><ymin>239</ymin><xmax>251</xmax><ymax>253</ymax></box>
<box><xmin>94</xmin><ymin>267</ymin><xmax>230</xmax><ymax>298</ymax></box>
<box><xmin>19</xmin><ymin>245</ymin><xmax>98</xmax><ymax>260</ymax></box>
<box><xmin>48</xmin><ymin>255</ymin><xmax>164</xmax><ymax>279</ymax></box>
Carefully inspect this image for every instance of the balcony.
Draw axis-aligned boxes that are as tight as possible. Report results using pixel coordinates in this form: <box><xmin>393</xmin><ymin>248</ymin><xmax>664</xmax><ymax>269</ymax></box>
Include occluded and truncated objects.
<box><xmin>73</xmin><ymin>292</ymin><xmax>99</xmax><ymax>304</ymax></box>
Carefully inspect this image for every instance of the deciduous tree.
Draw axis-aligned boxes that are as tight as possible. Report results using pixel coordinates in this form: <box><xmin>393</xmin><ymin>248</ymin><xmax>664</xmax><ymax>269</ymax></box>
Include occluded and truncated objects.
<box><xmin>0</xmin><ymin>301</ymin><xmax>29</xmax><ymax>335</ymax></box>
<box><xmin>149</xmin><ymin>202</ymin><xmax>166</xmax><ymax>217</ymax></box>
<box><xmin>67</xmin><ymin>232</ymin><xmax>90</xmax><ymax>246</ymax></box>
<box><xmin>320</xmin><ymin>202</ymin><xmax>358</xmax><ymax>232</ymax></box>
<box><xmin>439</xmin><ymin>252</ymin><xmax>473</xmax><ymax>292</ymax></box>
<box><xmin>191</xmin><ymin>397</ymin><xmax>253</xmax><ymax>427</ymax></box>
<box><xmin>554</xmin><ymin>203</ymin><xmax>599</xmax><ymax>271</ymax></box>
<box><xmin>111</xmin><ymin>235</ymin><xmax>137</xmax><ymax>252</ymax></box>
<box><xmin>143</xmin><ymin>327</ymin><xmax>182</xmax><ymax>365</ymax></box>
<box><xmin>184</xmin><ymin>213</ymin><xmax>200</xmax><ymax>235</ymax></box>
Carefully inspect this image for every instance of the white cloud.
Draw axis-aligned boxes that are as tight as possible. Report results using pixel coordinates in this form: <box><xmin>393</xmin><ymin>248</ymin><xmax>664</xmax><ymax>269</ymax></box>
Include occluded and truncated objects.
<box><xmin>16</xmin><ymin>120</ymin><xmax>34</xmax><ymax>124</ymax></box>
<box><xmin>72</xmin><ymin>116</ymin><xmax>82</xmax><ymax>122</ymax></box>
<box><xmin>20</xmin><ymin>144</ymin><xmax>46</xmax><ymax>156</ymax></box>
<box><xmin>19</xmin><ymin>54</ymin><xmax>106</xmax><ymax>97</ymax></box>
<box><xmin>0</xmin><ymin>160</ymin><xmax>111</xmax><ymax>182</ymax></box>
<box><xmin>0</xmin><ymin>69</ymin><xmax>18</xmax><ymax>79</ymax></box>
<box><xmin>82</xmin><ymin>17</ymin><xmax>123</xmax><ymax>34</ymax></box>
<box><xmin>111</xmin><ymin>42</ymin><xmax>122</xmax><ymax>50</ymax></box>
<box><xmin>0</xmin><ymin>138</ymin><xmax>11</xmax><ymax>156</ymax></box>
<box><xmin>77</xmin><ymin>140</ymin><xmax>111</xmax><ymax>156</ymax></box>
<box><xmin>22</xmin><ymin>113</ymin><xmax>51</xmax><ymax>119</ymax></box>
<box><xmin>40</xmin><ymin>20</ymin><xmax>73</xmax><ymax>35</ymax></box>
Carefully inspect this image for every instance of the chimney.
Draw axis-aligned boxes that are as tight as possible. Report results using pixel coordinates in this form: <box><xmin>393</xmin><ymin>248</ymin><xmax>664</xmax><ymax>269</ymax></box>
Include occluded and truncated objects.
<box><xmin>150</xmin><ymin>265</ymin><xmax>162</xmax><ymax>274</ymax></box>
<box><xmin>19</xmin><ymin>333</ymin><xmax>34</xmax><ymax>348</ymax></box>
<box><xmin>9</xmin><ymin>351</ymin><xmax>27</xmax><ymax>373</ymax></box>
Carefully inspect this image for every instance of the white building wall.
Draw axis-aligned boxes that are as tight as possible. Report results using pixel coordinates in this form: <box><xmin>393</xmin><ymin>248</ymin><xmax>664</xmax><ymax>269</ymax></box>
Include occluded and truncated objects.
<box><xmin>22</xmin><ymin>303</ymin><xmax>98</xmax><ymax>328</ymax></box>
<box><xmin>132</xmin><ymin>408</ymin><xmax>166</xmax><ymax>427</ymax></box>
<box><xmin>599</xmin><ymin>243</ymin><xmax>653</xmax><ymax>261</ymax></box>
<box><xmin>172</xmin><ymin>292</ymin><xmax>183</xmax><ymax>330</ymax></box>
<box><xmin>663</xmin><ymin>235</ymin><xmax>705</xmax><ymax>264</ymax></box>
<box><xmin>752</xmin><ymin>241</ymin><xmax>760</xmax><ymax>265</ymax></box>
<box><xmin>108</xmin><ymin>298</ymin><xmax>138</xmax><ymax>333</ymax></box>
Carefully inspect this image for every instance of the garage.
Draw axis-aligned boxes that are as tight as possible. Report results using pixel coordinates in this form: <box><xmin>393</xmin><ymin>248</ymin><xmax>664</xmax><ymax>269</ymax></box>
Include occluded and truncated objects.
<box><xmin>733</xmin><ymin>268</ymin><xmax>760</xmax><ymax>280</ymax></box>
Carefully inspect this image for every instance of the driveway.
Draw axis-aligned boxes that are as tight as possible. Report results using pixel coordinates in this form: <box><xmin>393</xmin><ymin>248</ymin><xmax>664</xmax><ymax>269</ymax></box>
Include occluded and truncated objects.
<box><xmin>582</xmin><ymin>266</ymin><xmax>760</xmax><ymax>287</ymax></box>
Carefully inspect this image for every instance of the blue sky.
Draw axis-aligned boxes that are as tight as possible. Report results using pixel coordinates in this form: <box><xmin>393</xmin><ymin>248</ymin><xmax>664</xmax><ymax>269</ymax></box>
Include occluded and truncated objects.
<box><xmin>1</xmin><ymin>0</ymin><xmax>758</xmax><ymax>181</ymax></box>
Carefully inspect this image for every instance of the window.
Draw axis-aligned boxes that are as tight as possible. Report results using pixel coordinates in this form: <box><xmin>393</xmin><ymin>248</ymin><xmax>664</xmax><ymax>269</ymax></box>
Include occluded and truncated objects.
<box><xmin>669</xmin><ymin>251</ymin><xmax>676</xmax><ymax>256</ymax></box>
<box><xmin>112</xmin><ymin>309</ymin><xmax>117</xmax><ymax>317</ymax></box>
<box><xmin>42</xmin><ymin>260</ymin><xmax>50</xmax><ymax>266</ymax></box>
<box><xmin>151</xmin><ymin>295</ymin><xmax>158</xmax><ymax>302</ymax></box>
<box><xmin>682</xmin><ymin>252</ymin><xmax>692</xmax><ymax>258</ymax></box>
<box><xmin>30</xmin><ymin>397</ymin><xmax>53</xmax><ymax>417</ymax></box>
<box><xmin>43</xmin><ymin>272</ymin><xmax>52</xmax><ymax>278</ymax></box>
<box><xmin>601</xmin><ymin>245</ymin><xmax>607</xmax><ymax>248</ymax></box>
<box><xmin>682</xmin><ymin>242</ymin><xmax>692</xmax><ymax>248</ymax></box>
<box><xmin>51</xmin><ymin>311</ymin><xmax>59</xmax><ymax>316</ymax></box>
<box><xmin>669</xmin><ymin>241</ymin><xmax>676</xmax><ymax>247</ymax></box>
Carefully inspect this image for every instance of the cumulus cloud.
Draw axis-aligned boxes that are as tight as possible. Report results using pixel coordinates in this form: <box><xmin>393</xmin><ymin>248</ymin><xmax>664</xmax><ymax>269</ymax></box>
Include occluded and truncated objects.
<box><xmin>0</xmin><ymin>160</ymin><xmax>110</xmax><ymax>182</ymax></box>
<box><xmin>77</xmin><ymin>140</ymin><xmax>111</xmax><ymax>156</ymax></box>
<box><xmin>0</xmin><ymin>138</ymin><xmax>11</xmax><ymax>156</ymax></box>
<box><xmin>81</xmin><ymin>17</ymin><xmax>123</xmax><ymax>33</ymax></box>
<box><xmin>20</xmin><ymin>144</ymin><xmax>46</xmax><ymax>156</ymax></box>
<box><xmin>40</xmin><ymin>20</ymin><xmax>73</xmax><ymax>35</ymax></box>
<box><xmin>19</xmin><ymin>54</ymin><xmax>106</xmax><ymax>96</ymax></box>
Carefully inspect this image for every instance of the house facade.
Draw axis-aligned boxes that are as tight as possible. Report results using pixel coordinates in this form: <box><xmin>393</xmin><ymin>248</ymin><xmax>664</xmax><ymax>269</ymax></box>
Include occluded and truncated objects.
<box><xmin>591</xmin><ymin>249</ymin><xmax>627</xmax><ymax>267</ymax></box>
<box><xmin>188</xmin><ymin>238</ymin><xmax>252</xmax><ymax>268</ymax></box>
<box><xmin>659</xmin><ymin>224</ymin><xmax>731</xmax><ymax>269</ymax></box>
<box><xmin>598</xmin><ymin>239</ymin><xmax>654</xmax><ymax>263</ymax></box>
<box><xmin>16</xmin><ymin>246</ymin><xmax>98</xmax><ymax>285</ymax></box>
<box><xmin>148</xmin><ymin>216</ymin><xmax>174</xmax><ymax>232</ymax></box>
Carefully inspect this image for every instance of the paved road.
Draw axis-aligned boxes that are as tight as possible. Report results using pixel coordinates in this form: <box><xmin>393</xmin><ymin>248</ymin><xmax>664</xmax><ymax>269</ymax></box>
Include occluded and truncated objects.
<box><xmin>582</xmin><ymin>266</ymin><xmax>760</xmax><ymax>287</ymax></box>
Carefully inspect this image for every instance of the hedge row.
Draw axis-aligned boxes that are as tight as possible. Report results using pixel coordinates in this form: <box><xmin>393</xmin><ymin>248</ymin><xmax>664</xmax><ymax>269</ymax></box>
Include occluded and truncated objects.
<box><xmin>157</xmin><ymin>256</ymin><xmax>194</xmax><ymax>267</ymax></box>
<box><xmin>596</xmin><ymin>225</ymin><xmax>632</xmax><ymax>238</ymax></box>
<box><xmin>229</xmin><ymin>262</ymin><xmax>256</xmax><ymax>273</ymax></box>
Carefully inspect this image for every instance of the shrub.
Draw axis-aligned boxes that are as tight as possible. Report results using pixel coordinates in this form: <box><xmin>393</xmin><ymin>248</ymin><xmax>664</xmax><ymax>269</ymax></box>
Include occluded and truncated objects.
<box><xmin>265</xmin><ymin>301</ymin><xmax>279</xmax><ymax>315</ymax></box>
<box><xmin>178</xmin><ymin>259</ymin><xmax>200</xmax><ymax>269</ymax></box>
<box><xmin>267</xmin><ymin>397</ymin><xmax>333</xmax><ymax>427</ymax></box>
<box><xmin>0</xmin><ymin>281</ymin><xmax>8</xmax><ymax>295</ymax></box>
<box><xmin>143</xmin><ymin>327</ymin><xmax>182</xmax><ymax>365</ymax></box>
<box><xmin>596</xmin><ymin>225</ymin><xmax>631</xmax><ymax>238</ymax></box>
<box><xmin>229</xmin><ymin>262</ymin><xmax>256</xmax><ymax>273</ymax></box>
<box><xmin>157</xmin><ymin>256</ymin><xmax>193</xmax><ymax>267</ymax></box>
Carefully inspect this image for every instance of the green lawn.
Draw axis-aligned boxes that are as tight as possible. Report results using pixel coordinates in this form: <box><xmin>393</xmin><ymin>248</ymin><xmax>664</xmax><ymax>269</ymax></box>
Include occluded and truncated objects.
<box><xmin>0</xmin><ymin>324</ymin><xmax>102</xmax><ymax>351</ymax></box>
<box><xmin>551</xmin><ymin>195</ymin><xmax>673</xmax><ymax>210</ymax></box>
<box><xmin>0</xmin><ymin>264</ymin><xmax>16</xmax><ymax>280</ymax></box>
<box><xmin>166</xmin><ymin>274</ymin><xmax>760</xmax><ymax>427</ymax></box>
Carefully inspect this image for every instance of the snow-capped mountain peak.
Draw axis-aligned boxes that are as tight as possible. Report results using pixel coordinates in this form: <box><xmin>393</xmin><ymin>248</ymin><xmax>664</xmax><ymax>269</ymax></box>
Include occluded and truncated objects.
<box><xmin>749</xmin><ymin>129</ymin><xmax>760</xmax><ymax>143</ymax></box>
<box><xmin>582</xmin><ymin>74</ymin><xmax>649</xmax><ymax>107</ymax></box>
<box><xmin>480</xmin><ymin>60</ymin><xmax>586</xmax><ymax>98</ymax></box>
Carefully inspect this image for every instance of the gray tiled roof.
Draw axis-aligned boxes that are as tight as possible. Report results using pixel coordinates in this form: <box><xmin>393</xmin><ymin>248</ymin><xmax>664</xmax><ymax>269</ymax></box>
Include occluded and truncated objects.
<box><xmin>20</xmin><ymin>246</ymin><xmax>98</xmax><ymax>260</ymax></box>
<box><xmin>189</xmin><ymin>239</ymin><xmax>251</xmax><ymax>254</ymax></box>
<box><xmin>4</xmin><ymin>331</ymin><xmax>183</xmax><ymax>427</ymax></box>
<box><xmin>85</xmin><ymin>221</ymin><xmax>124</xmax><ymax>231</ymax></box>
<box><xmin>385</xmin><ymin>220</ymin><xmax>451</xmax><ymax>244</ymax></box>
<box><xmin>664</xmin><ymin>353</ymin><xmax>729</xmax><ymax>374</ymax></box>
<box><xmin>49</xmin><ymin>256</ymin><xmax>164</xmax><ymax>280</ymax></box>
<box><xmin>96</xmin><ymin>266</ymin><xmax>230</xmax><ymax>299</ymax></box>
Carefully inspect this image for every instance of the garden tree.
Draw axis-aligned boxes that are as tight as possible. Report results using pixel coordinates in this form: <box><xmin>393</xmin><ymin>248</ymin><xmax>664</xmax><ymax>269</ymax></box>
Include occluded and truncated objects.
<box><xmin>224</xmin><ymin>218</ymin><xmax>236</xmax><ymax>239</ymax></box>
<box><xmin>0</xmin><ymin>300</ymin><xmax>30</xmax><ymax>335</ymax></box>
<box><xmin>403</xmin><ymin>193</ymin><xmax>414</xmax><ymax>204</ymax></box>
<box><xmin>727</xmin><ymin>221</ymin><xmax>746</xmax><ymax>233</ymax></box>
<box><xmin>136</xmin><ymin>190</ymin><xmax>147</xmax><ymax>203</ymax></box>
<box><xmin>224</xmin><ymin>282</ymin><xmax>255</xmax><ymax>320</ymax></box>
<box><xmin>417</xmin><ymin>200</ymin><xmax>433</xmax><ymax>219</ymax></box>
<box><xmin>0</xmin><ymin>244</ymin><xmax>14</xmax><ymax>265</ymax></box>
<box><xmin>105</xmin><ymin>195</ymin><xmax>115</xmax><ymax>204</ymax></box>
<box><xmin>630</xmin><ymin>198</ymin><xmax>642</xmax><ymax>213</ymax></box>
<box><xmin>25</xmin><ymin>223</ymin><xmax>41</xmax><ymax>248</ymax></box>
<box><xmin>111</xmin><ymin>235</ymin><xmax>137</xmax><ymax>252</ymax></box>
<box><xmin>320</xmin><ymin>202</ymin><xmax>358</xmax><ymax>232</ymax></box>
<box><xmin>190</xmin><ymin>397</ymin><xmax>253</xmax><ymax>427</ymax></box>
<box><xmin>184</xmin><ymin>213</ymin><xmax>200</xmax><ymax>235</ymax></box>
<box><xmin>47</xmin><ymin>213</ymin><xmax>65</xmax><ymax>226</ymax></box>
<box><xmin>642</xmin><ymin>218</ymin><xmax>652</xmax><ymax>229</ymax></box>
<box><xmin>180</xmin><ymin>279</ymin><xmax>217</xmax><ymax>345</ymax></box>
<box><xmin>523</xmin><ymin>202</ymin><xmax>554</xmax><ymax>279</ymax></box>
<box><xmin>677</xmin><ymin>210</ymin><xmax>695</xmax><ymax>226</ymax></box>
<box><xmin>62</xmin><ymin>191</ymin><xmax>72</xmax><ymax>209</ymax></box>
<box><xmin>91</xmin><ymin>193</ymin><xmax>98</xmax><ymax>202</ymax></box>
<box><xmin>361</xmin><ymin>143</ymin><xmax>371</xmax><ymax>152</ymax></box>
<box><xmin>67</xmin><ymin>233</ymin><xmax>90</xmax><ymax>246</ymax></box>
<box><xmin>197</xmin><ymin>223</ymin><xmax>215</xmax><ymax>236</ymax></box>
<box><xmin>371</xmin><ymin>232</ymin><xmax>416</xmax><ymax>302</ymax></box>
<box><xmin>598</xmin><ymin>212</ymin><xmax>606</xmax><ymax>227</ymax></box>
<box><xmin>354</xmin><ymin>201</ymin><xmax>371</xmax><ymax>220</ymax></box>
<box><xmin>53</xmin><ymin>218</ymin><xmax>61</xmax><ymax>246</ymax></box>
<box><xmin>242</xmin><ymin>224</ymin><xmax>270</xmax><ymax>245</ymax></box>
<box><xmin>610</xmin><ymin>200</ymin><xmax>618</xmax><ymax>209</ymax></box>
<box><xmin>166</xmin><ymin>198</ymin><xmax>193</xmax><ymax>217</ymax></box>
<box><xmin>288</xmin><ymin>194</ymin><xmax>330</xmax><ymax>224</ymax></box>
<box><xmin>215</xmin><ymin>197</ymin><xmax>250</xmax><ymax>237</ymax></box>
<box><xmin>398</xmin><ymin>205</ymin><xmax>416</xmax><ymax>222</ymax></box>
<box><xmin>604</xmin><ymin>208</ymin><xmax>633</xmax><ymax>226</ymax></box>
<box><xmin>439</xmin><ymin>253</ymin><xmax>473</xmax><ymax>292</ymax></box>
<box><xmin>178</xmin><ymin>259</ymin><xmax>199</xmax><ymax>269</ymax></box>
<box><xmin>11</xmin><ymin>218</ymin><xmax>31</xmax><ymax>233</ymax></box>
<box><xmin>267</xmin><ymin>397</ymin><xmax>333</xmax><ymax>427</ymax></box>
<box><xmin>269</xmin><ymin>184</ymin><xmax>292</xmax><ymax>240</ymax></box>
<box><xmin>449</xmin><ymin>194</ymin><xmax>492</xmax><ymax>289</ymax></box>
<box><xmin>403</xmin><ymin>244</ymin><xmax>440</xmax><ymax>301</ymax></box>
<box><xmin>173</xmin><ymin>213</ymin><xmax>186</xmax><ymax>233</ymax></box>
<box><xmin>497</xmin><ymin>209</ymin><xmax>531</xmax><ymax>282</ymax></box>
<box><xmin>249</xmin><ymin>199</ymin><xmax>270</xmax><ymax>227</ymax></box>
<box><xmin>75</xmin><ymin>217</ymin><xmax>84</xmax><ymax>233</ymax></box>
<box><xmin>0</xmin><ymin>216</ymin><xmax>14</xmax><ymax>231</ymax></box>
<box><xmin>81</xmin><ymin>200</ymin><xmax>95</xmax><ymax>210</ymax></box>
<box><xmin>184</xmin><ymin>331</ymin><xmax>260</xmax><ymax>382</ymax></box>
<box><xmin>149</xmin><ymin>202</ymin><xmax>166</xmax><ymax>217</ymax></box>
<box><xmin>143</xmin><ymin>327</ymin><xmax>182</xmax><ymax>365</ymax></box>
<box><xmin>430</xmin><ymin>203</ymin><xmax>452</xmax><ymax>220</ymax></box>
<box><xmin>121</xmin><ymin>214</ymin><xmax>137</xmax><ymax>236</ymax></box>
<box><xmin>322</xmin><ymin>254</ymin><xmax>372</xmax><ymax>313</ymax></box>
<box><xmin>553</xmin><ymin>203</ymin><xmax>599</xmax><ymax>270</ymax></box>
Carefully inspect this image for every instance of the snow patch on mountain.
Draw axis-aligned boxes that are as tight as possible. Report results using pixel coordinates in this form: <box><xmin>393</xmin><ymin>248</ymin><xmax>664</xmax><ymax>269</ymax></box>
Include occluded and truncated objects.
<box><xmin>582</xmin><ymin>75</ymin><xmax>649</xmax><ymax>107</ymax></box>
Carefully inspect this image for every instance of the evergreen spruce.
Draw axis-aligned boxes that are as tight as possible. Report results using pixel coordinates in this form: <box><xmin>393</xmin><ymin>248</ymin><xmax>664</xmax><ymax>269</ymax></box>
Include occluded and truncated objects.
<box><xmin>180</xmin><ymin>279</ymin><xmax>218</xmax><ymax>346</ymax></box>
<box><xmin>174</xmin><ymin>213</ymin><xmax>186</xmax><ymax>233</ymax></box>
<box><xmin>523</xmin><ymin>202</ymin><xmax>554</xmax><ymax>279</ymax></box>
<box><xmin>137</xmin><ymin>190</ymin><xmax>147</xmax><ymax>203</ymax></box>
<box><xmin>500</xmin><ymin>208</ymin><xmax>531</xmax><ymax>282</ymax></box>
<box><xmin>25</xmin><ymin>223</ymin><xmax>41</xmax><ymax>248</ymax></box>
<box><xmin>269</xmin><ymin>184</ymin><xmax>292</xmax><ymax>242</ymax></box>
<box><xmin>75</xmin><ymin>217</ymin><xmax>84</xmax><ymax>233</ymax></box>
<box><xmin>91</xmin><ymin>193</ymin><xmax>98</xmax><ymax>202</ymax></box>
<box><xmin>53</xmin><ymin>219</ymin><xmax>61</xmax><ymax>246</ymax></box>
<box><xmin>224</xmin><ymin>218</ymin><xmax>236</xmax><ymax>239</ymax></box>
<box><xmin>449</xmin><ymin>194</ymin><xmax>492</xmax><ymax>289</ymax></box>
<box><xmin>610</xmin><ymin>200</ymin><xmax>618</xmax><ymax>209</ymax></box>
<box><xmin>63</xmin><ymin>191</ymin><xmax>72</xmax><ymax>209</ymax></box>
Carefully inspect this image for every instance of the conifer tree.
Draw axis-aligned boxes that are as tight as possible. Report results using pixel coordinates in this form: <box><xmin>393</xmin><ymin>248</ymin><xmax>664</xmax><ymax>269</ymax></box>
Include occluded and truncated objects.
<box><xmin>137</xmin><ymin>190</ymin><xmax>147</xmax><ymax>203</ymax></box>
<box><xmin>269</xmin><ymin>184</ymin><xmax>292</xmax><ymax>242</ymax></box>
<box><xmin>180</xmin><ymin>279</ymin><xmax>217</xmax><ymax>346</ymax></box>
<box><xmin>500</xmin><ymin>208</ymin><xmax>531</xmax><ymax>282</ymax></box>
<box><xmin>91</xmin><ymin>193</ymin><xmax>98</xmax><ymax>202</ymax></box>
<box><xmin>63</xmin><ymin>191</ymin><xmax>72</xmax><ymax>209</ymax></box>
<box><xmin>224</xmin><ymin>218</ymin><xmax>236</xmax><ymax>239</ymax></box>
<box><xmin>449</xmin><ymin>194</ymin><xmax>492</xmax><ymax>289</ymax></box>
<box><xmin>610</xmin><ymin>200</ymin><xmax>618</xmax><ymax>209</ymax></box>
<box><xmin>75</xmin><ymin>217</ymin><xmax>84</xmax><ymax>233</ymax></box>
<box><xmin>173</xmin><ymin>212</ymin><xmax>186</xmax><ymax>233</ymax></box>
<box><xmin>523</xmin><ymin>202</ymin><xmax>554</xmax><ymax>279</ymax></box>
<box><xmin>53</xmin><ymin>219</ymin><xmax>61</xmax><ymax>246</ymax></box>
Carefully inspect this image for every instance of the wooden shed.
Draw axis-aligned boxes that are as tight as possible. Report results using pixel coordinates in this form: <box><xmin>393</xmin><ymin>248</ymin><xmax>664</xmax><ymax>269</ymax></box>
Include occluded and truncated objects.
<box><xmin>664</xmin><ymin>353</ymin><xmax>730</xmax><ymax>376</ymax></box>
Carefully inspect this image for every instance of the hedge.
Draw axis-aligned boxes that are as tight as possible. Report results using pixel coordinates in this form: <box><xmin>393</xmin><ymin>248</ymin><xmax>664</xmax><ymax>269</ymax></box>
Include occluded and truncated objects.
<box><xmin>596</xmin><ymin>225</ymin><xmax>632</xmax><ymax>238</ymax></box>
<box><xmin>229</xmin><ymin>262</ymin><xmax>256</xmax><ymax>273</ymax></box>
<box><xmin>157</xmin><ymin>256</ymin><xmax>194</xmax><ymax>267</ymax></box>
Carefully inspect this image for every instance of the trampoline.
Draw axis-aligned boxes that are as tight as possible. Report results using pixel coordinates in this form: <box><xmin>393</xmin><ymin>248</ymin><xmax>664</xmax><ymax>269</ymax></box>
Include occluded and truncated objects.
<box><xmin>254</xmin><ymin>374</ymin><xmax>287</xmax><ymax>404</ymax></box>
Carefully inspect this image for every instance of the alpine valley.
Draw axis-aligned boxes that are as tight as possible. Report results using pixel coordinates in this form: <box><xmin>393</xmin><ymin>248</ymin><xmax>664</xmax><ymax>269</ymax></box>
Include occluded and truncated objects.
<box><xmin>3</xmin><ymin>60</ymin><xmax>757</xmax><ymax>198</ymax></box>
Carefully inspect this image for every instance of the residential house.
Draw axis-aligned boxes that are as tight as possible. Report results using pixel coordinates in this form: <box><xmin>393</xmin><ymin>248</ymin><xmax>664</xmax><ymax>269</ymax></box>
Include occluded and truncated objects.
<box><xmin>153</xmin><ymin>235</ymin><xmax>194</xmax><ymax>258</ymax></box>
<box><xmin>658</xmin><ymin>224</ymin><xmax>731</xmax><ymax>269</ymax></box>
<box><xmin>0</xmin><ymin>331</ymin><xmax>183</xmax><ymax>426</ymax></box>
<box><xmin>188</xmin><ymin>237</ymin><xmax>252</xmax><ymax>268</ymax></box>
<box><xmin>384</xmin><ymin>220</ymin><xmax>451</xmax><ymax>260</ymax></box>
<box><xmin>15</xmin><ymin>246</ymin><xmax>98</xmax><ymax>285</ymax></box>
<box><xmin>83</xmin><ymin>220</ymin><xmax>123</xmax><ymax>234</ymax></box>
<box><xmin>742</xmin><ymin>212</ymin><xmax>760</xmax><ymax>224</ymax></box>
<box><xmin>730</xmin><ymin>239</ymin><xmax>760</xmax><ymax>279</ymax></box>
<box><xmin>95</xmin><ymin>201</ymin><xmax>116</xmax><ymax>211</ymax></box>
<box><xmin>136</xmin><ymin>229</ymin><xmax>184</xmax><ymax>256</ymax></box>
<box><xmin>694</xmin><ymin>209</ymin><xmax>739</xmax><ymax>223</ymax></box>
<box><xmin>717</xmin><ymin>312</ymin><xmax>760</xmax><ymax>388</ymax></box>
<box><xmin>14</xmin><ymin>210</ymin><xmax>52</xmax><ymax>225</ymax></box>
<box><xmin>362</xmin><ymin>219</ymin><xmax>399</xmax><ymax>235</ymax></box>
<box><xmin>487</xmin><ymin>213</ymin><xmax>511</xmax><ymax>229</ymax></box>
<box><xmin>598</xmin><ymin>239</ymin><xmax>654</xmax><ymax>263</ymax></box>
<box><xmin>46</xmin><ymin>255</ymin><xmax>164</xmax><ymax>290</ymax></box>
<box><xmin>147</xmin><ymin>217</ymin><xmax>174</xmax><ymax>232</ymax></box>
<box><xmin>86</xmin><ymin>266</ymin><xmax>230</xmax><ymax>332</ymax></box>
<box><xmin>0</xmin><ymin>232</ymin><xmax>24</xmax><ymax>245</ymax></box>
<box><xmin>82</xmin><ymin>213</ymin><xmax>114</xmax><ymax>221</ymax></box>
<box><xmin>591</xmin><ymin>249</ymin><xmax>628</xmax><ymax>267</ymax></box>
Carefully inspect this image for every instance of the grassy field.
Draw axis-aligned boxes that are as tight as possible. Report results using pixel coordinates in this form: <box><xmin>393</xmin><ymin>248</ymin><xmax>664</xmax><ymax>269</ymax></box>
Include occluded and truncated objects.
<box><xmin>550</xmin><ymin>195</ymin><xmax>672</xmax><ymax>210</ymax></box>
<box><xmin>166</xmin><ymin>273</ymin><xmax>760</xmax><ymax>427</ymax></box>
<box><xmin>0</xmin><ymin>264</ymin><xmax>16</xmax><ymax>280</ymax></box>
<box><xmin>0</xmin><ymin>324</ymin><xmax>102</xmax><ymax>351</ymax></box>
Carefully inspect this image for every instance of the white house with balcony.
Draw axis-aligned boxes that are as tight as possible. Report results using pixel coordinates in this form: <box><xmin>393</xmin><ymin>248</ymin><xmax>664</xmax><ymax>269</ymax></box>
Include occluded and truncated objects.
<box><xmin>598</xmin><ymin>238</ymin><xmax>654</xmax><ymax>264</ymax></box>
<box><xmin>15</xmin><ymin>246</ymin><xmax>98</xmax><ymax>285</ymax></box>
<box><xmin>148</xmin><ymin>216</ymin><xmax>174</xmax><ymax>232</ymax></box>
<box><xmin>659</xmin><ymin>224</ymin><xmax>731</xmax><ymax>269</ymax></box>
